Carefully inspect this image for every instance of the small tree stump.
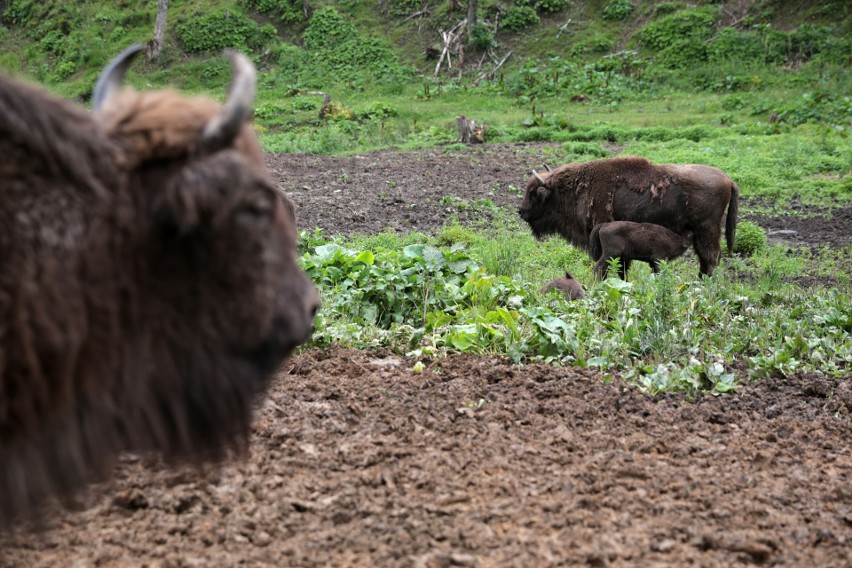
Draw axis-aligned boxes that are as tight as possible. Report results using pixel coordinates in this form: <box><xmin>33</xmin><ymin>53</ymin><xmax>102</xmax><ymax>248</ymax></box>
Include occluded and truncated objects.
<box><xmin>319</xmin><ymin>94</ymin><xmax>333</xmax><ymax>119</ymax></box>
<box><xmin>456</xmin><ymin>115</ymin><xmax>488</xmax><ymax>144</ymax></box>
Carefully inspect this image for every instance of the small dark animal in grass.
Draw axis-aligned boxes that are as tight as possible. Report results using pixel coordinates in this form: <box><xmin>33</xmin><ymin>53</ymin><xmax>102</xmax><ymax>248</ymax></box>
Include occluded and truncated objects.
<box><xmin>0</xmin><ymin>45</ymin><xmax>319</xmax><ymax>528</ymax></box>
<box><xmin>590</xmin><ymin>221</ymin><xmax>693</xmax><ymax>280</ymax></box>
<box><xmin>540</xmin><ymin>272</ymin><xmax>585</xmax><ymax>300</ymax></box>
<box><xmin>517</xmin><ymin>156</ymin><xmax>738</xmax><ymax>277</ymax></box>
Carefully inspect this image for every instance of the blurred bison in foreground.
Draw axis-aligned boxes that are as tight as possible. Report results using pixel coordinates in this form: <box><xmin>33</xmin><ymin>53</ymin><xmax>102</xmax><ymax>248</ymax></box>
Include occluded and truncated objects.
<box><xmin>590</xmin><ymin>221</ymin><xmax>693</xmax><ymax>280</ymax></box>
<box><xmin>0</xmin><ymin>46</ymin><xmax>319</xmax><ymax>527</ymax></box>
<box><xmin>518</xmin><ymin>157</ymin><xmax>738</xmax><ymax>277</ymax></box>
<box><xmin>539</xmin><ymin>272</ymin><xmax>585</xmax><ymax>300</ymax></box>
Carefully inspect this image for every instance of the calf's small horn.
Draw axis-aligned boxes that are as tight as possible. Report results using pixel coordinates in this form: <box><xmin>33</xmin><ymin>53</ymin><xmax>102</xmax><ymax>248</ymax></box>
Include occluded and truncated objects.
<box><xmin>532</xmin><ymin>170</ymin><xmax>546</xmax><ymax>185</ymax></box>
<box><xmin>92</xmin><ymin>44</ymin><xmax>144</xmax><ymax>115</ymax></box>
<box><xmin>201</xmin><ymin>50</ymin><xmax>257</xmax><ymax>153</ymax></box>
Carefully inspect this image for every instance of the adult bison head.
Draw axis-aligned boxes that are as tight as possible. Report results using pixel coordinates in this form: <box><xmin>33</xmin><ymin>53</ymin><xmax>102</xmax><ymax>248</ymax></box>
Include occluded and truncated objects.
<box><xmin>93</xmin><ymin>45</ymin><xmax>319</xmax><ymax>394</ymax></box>
<box><xmin>519</xmin><ymin>167</ymin><xmax>591</xmax><ymax>249</ymax></box>
<box><xmin>518</xmin><ymin>169</ymin><xmax>555</xmax><ymax>240</ymax></box>
<box><xmin>0</xmin><ymin>46</ymin><xmax>318</xmax><ymax>527</ymax></box>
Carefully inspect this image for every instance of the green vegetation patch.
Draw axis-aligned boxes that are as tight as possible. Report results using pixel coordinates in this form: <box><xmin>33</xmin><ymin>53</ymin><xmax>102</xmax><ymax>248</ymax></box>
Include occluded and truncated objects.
<box><xmin>300</xmin><ymin>228</ymin><xmax>852</xmax><ymax>395</ymax></box>
<box><xmin>640</xmin><ymin>6</ymin><xmax>719</xmax><ymax>69</ymax></box>
<box><xmin>175</xmin><ymin>10</ymin><xmax>276</xmax><ymax>53</ymax></box>
<box><xmin>733</xmin><ymin>221</ymin><xmax>768</xmax><ymax>256</ymax></box>
<box><xmin>301</xmin><ymin>7</ymin><xmax>413</xmax><ymax>84</ymax></box>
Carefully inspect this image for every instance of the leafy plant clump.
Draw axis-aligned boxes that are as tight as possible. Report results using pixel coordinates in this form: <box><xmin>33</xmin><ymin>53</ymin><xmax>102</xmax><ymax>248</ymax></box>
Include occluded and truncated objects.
<box><xmin>640</xmin><ymin>7</ymin><xmax>718</xmax><ymax>68</ymax></box>
<box><xmin>734</xmin><ymin>221</ymin><xmax>768</xmax><ymax>256</ymax></box>
<box><xmin>501</xmin><ymin>7</ymin><xmax>540</xmax><ymax>32</ymax></box>
<box><xmin>302</xmin><ymin>7</ymin><xmax>413</xmax><ymax>83</ymax></box>
<box><xmin>535</xmin><ymin>0</ymin><xmax>570</xmax><ymax>13</ymax></box>
<box><xmin>603</xmin><ymin>0</ymin><xmax>634</xmax><ymax>21</ymax></box>
<box><xmin>175</xmin><ymin>9</ymin><xmax>277</xmax><ymax>53</ymax></box>
<box><xmin>470</xmin><ymin>23</ymin><xmax>497</xmax><ymax>51</ymax></box>
<box><xmin>247</xmin><ymin>0</ymin><xmax>305</xmax><ymax>24</ymax></box>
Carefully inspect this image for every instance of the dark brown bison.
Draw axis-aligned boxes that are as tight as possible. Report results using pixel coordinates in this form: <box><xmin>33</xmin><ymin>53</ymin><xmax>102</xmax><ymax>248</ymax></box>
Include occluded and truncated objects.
<box><xmin>590</xmin><ymin>221</ymin><xmax>694</xmax><ymax>280</ymax></box>
<box><xmin>0</xmin><ymin>46</ymin><xmax>319</xmax><ymax>527</ymax></box>
<box><xmin>539</xmin><ymin>272</ymin><xmax>585</xmax><ymax>300</ymax></box>
<box><xmin>518</xmin><ymin>156</ymin><xmax>738</xmax><ymax>277</ymax></box>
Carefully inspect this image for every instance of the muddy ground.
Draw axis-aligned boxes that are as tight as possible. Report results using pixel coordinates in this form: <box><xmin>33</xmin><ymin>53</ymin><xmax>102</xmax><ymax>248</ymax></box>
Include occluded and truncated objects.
<box><xmin>267</xmin><ymin>143</ymin><xmax>852</xmax><ymax>250</ymax></box>
<box><xmin>2</xmin><ymin>144</ymin><xmax>851</xmax><ymax>567</ymax></box>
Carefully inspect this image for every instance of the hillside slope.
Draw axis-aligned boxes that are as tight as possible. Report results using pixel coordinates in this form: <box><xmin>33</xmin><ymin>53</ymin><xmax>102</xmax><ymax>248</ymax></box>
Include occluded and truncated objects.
<box><xmin>0</xmin><ymin>0</ymin><xmax>849</xmax><ymax>99</ymax></box>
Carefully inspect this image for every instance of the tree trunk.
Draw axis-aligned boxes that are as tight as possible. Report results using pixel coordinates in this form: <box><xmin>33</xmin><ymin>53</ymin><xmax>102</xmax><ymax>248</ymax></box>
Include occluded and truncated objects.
<box><xmin>467</xmin><ymin>0</ymin><xmax>478</xmax><ymax>32</ymax></box>
<box><xmin>146</xmin><ymin>0</ymin><xmax>169</xmax><ymax>60</ymax></box>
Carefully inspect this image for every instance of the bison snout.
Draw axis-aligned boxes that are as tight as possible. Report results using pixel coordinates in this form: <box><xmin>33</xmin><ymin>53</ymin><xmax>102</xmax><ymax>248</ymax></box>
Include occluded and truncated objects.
<box><xmin>293</xmin><ymin>279</ymin><xmax>320</xmax><ymax>345</ymax></box>
<box><xmin>518</xmin><ymin>207</ymin><xmax>528</xmax><ymax>221</ymax></box>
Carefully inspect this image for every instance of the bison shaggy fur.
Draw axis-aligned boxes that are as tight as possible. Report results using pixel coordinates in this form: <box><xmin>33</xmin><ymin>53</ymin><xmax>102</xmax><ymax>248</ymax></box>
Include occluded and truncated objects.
<box><xmin>0</xmin><ymin>46</ymin><xmax>319</xmax><ymax>527</ymax></box>
<box><xmin>539</xmin><ymin>272</ymin><xmax>585</xmax><ymax>300</ymax></box>
<box><xmin>590</xmin><ymin>221</ymin><xmax>694</xmax><ymax>280</ymax></box>
<box><xmin>518</xmin><ymin>156</ymin><xmax>738</xmax><ymax>277</ymax></box>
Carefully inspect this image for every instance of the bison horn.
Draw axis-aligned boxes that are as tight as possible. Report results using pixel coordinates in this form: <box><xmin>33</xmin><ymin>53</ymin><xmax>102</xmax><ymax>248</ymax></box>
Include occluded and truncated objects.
<box><xmin>200</xmin><ymin>50</ymin><xmax>257</xmax><ymax>153</ymax></box>
<box><xmin>92</xmin><ymin>44</ymin><xmax>144</xmax><ymax>115</ymax></box>
<box><xmin>532</xmin><ymin>170</ymin><xmax>546</xmax><ymax>185</ymax></box>
<box><xmin>543</xmin><ymin>163</ymin><xmax>551</xmax><ymax>172</ymax></box>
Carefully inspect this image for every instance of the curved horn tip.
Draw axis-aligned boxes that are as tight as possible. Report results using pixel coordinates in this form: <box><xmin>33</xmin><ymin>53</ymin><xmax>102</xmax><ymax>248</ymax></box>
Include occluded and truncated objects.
<box><xmin>92</xmin><ymin>44</ymin><xmax>144</xmax><ymax>115</ymax></box>
<box><xmin>532</xmin><ymin>170</ymin><xmax>546</xmax><ymax>185</ymax></box>
<box><xmin>200</xmin><ymin>50</ymin><xmax>257</xmax><ymax>153</ymax></box>
<box><xmin>543</xmin><ymin>163</ymin><xmax>551</xmax><ymax>172</ymax></box>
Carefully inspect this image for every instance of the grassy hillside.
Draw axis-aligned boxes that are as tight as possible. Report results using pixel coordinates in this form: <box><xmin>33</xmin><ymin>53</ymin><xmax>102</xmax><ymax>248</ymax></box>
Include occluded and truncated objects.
<box><xmin>0</xmin><ymin>1</ymin><xmax>849</xmax><ymax>199</ymax></box>
<box><xmin>1</xmin><ymin>1</ymin><xmax>849</xmax><ymax>201</ymax></box>
<box><xmin>1</xmin><ymin>1</ymin><xmax>849</xmax><ymax>94</ymax></box>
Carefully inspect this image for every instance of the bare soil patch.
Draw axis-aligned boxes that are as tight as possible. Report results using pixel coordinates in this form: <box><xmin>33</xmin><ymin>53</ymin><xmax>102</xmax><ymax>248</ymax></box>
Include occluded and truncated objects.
<box><xmin>267</xmin><ymin>144</ymin><xmax>852</xmax><ymax>251</ymax></box>
<box><xmin>2</xmin><ymin>348</ymin><xmax>850</xmax><ymax>567</ymax></box>
<box><xmin>3</xmin><ymin>146</ymin><xmax>850</xmax><ymax>567</ymax></box>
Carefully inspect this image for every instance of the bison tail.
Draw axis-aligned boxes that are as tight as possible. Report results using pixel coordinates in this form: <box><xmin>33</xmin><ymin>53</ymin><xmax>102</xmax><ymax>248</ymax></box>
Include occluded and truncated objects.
<box><xmin>589</xmin><ymin>224</ymin><xmax>603</xmax><ymax>261</ymax></box>
<box><xmin>726</xmin><ymin>182</ymin><xmax>740</xmax><ymax>255</ymax></box>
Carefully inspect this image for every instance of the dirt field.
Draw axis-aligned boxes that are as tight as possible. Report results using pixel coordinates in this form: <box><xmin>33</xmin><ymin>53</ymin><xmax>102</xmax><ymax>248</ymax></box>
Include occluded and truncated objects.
<box><xmin>2</xmin><ymin>144</ymin><xmax>851</xmax><ymax>567</ymax></box>
<box><xmin>267</xmin><ymin>143</ymin><xmax>852</xmax><ymax>250</ymax></box>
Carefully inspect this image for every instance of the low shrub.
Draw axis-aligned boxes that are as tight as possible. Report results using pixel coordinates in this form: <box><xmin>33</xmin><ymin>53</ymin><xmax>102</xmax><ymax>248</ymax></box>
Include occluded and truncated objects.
<box><xmin>734</xmin><ymin>221</ymin><xmax>768</xmax><ymax>256</ymax></box>
<box><xmin>501</xmin><ymin>7</ymin><xmax>539</xmax><ymax>32</ymax></box>
<box><xmin>603</xmin><ymin>0</ymin><xmax>633</xmax><ymax>21</ymax></box>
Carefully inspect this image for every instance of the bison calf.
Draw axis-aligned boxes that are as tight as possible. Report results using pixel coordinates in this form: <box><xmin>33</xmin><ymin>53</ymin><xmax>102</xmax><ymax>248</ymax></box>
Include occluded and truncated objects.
<box><xmin>540</xmin><ymin>272</ymin><xmax>585</xmax><ymax>300</ymax></box>
<box><xmin>590</xmin><ymin>221</ymin><xmax>693</xmax><ymax>280</ymax></box>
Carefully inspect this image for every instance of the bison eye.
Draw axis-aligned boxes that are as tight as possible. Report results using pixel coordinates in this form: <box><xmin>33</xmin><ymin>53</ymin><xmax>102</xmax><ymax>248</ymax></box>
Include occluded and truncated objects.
<box><xmin>235</xmin><ymin>199</ymin><xmax>273</xmax><ymax>223</ymax></box>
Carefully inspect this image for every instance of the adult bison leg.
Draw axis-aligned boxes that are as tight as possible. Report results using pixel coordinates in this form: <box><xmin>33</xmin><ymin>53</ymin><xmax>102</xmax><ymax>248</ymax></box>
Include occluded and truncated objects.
<box><xmin>694</xmin><ymin>223</ymin><xmax>723</xmax><ymax>277</ymax></box>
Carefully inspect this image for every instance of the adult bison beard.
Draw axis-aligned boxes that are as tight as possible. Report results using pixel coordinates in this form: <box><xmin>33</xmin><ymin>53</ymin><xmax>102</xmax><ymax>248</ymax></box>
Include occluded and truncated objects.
<box><xmin>0</xmin><ymin>336</ymin><xmax>277</xmax><ymax>530</ymax></box>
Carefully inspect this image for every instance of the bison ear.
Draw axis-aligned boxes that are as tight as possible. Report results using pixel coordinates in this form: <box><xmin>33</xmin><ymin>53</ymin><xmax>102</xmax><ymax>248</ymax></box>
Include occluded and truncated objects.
<box><xmin>534</xmin><ymin>184</ymin><xmax>551</xmax><ymax>202</ymax></box>
<box><xmin>151</xmin><ymin>159</ymin><xmax>238</xmax><ymax>237</ymax></box>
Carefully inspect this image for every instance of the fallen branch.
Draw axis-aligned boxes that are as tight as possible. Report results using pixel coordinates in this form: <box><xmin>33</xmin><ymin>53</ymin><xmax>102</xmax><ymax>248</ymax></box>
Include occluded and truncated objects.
<box><xmin>473</xmin><ymin>50</ymin><xmax>512</xmax><ymax>86</ymax></box>
<box><xmin>396</xmin><ymin>6</ymin><xmax>431</xmax><ymax>27</ymax></box>
<box><xmin>433</xmin><ymin>19</ymin><xmax>467</xmax><ymax>77</ymax></box>
<box><xmin>556</xmin><ymin>18</ymin><xmax>573</xmax><ymax>38</ymax></box>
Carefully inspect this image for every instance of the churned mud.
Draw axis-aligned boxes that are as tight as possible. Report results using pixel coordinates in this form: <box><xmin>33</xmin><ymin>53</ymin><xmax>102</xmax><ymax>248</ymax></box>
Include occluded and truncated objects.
<box><xmin>2</xmin><ymin>348</ymin><xmax>850</xmax><ymax>567</ymax></box>
<box><xmin>2</xmin><ymin>145</ymin><xmax>850</xmax><ymax>567</ymax></box>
